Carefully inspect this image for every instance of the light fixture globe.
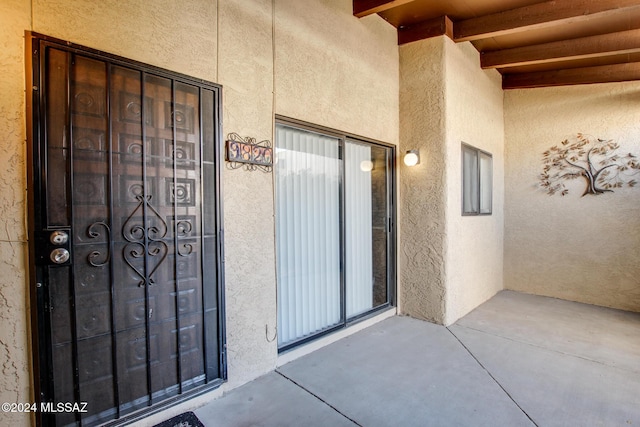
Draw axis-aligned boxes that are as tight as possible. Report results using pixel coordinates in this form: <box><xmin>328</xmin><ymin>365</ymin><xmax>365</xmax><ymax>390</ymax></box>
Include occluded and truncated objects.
<box><xmin>403</xmin><ymin>150</ymin><xmax>420</xmax><ymax>167</ymax></box>
<box><xmin>360</xmin><ymin>160</ymin><xmax>374</xmax><ymax>172</ymax></box>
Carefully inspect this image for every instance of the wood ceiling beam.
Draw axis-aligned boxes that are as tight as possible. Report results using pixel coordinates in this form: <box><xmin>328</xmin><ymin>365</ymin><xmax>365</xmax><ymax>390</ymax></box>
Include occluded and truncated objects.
<box><xmin>454</xmin><ymin>0</ymin><xmax>640</xmax><ymax>42</ymax></box>
<box><xmin>353</xmin><ymin>0</ymin><xmax>416</xmax><ymax>18</ymax></box>
<box><xmin>398</xmin><ymin>16</ymin><xmax>453</xmax><ymax>45</ymax></box>
<box><xmin>502</xmin><ymin>62</ymin><xmax>640</xmax><ymax>89</ymax></box>
<box><xmin>481</xmin><ymin>28</ymin><xmax>640</xmax><ymax>69</ymax></box>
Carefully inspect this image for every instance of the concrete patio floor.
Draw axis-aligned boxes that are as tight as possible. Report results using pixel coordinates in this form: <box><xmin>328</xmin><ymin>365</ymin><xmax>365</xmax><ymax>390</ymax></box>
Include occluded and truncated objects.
<box><xmin>191</xmin><ymin>290</ymin><xmax>640</xmax><ymax>426</ymax></box>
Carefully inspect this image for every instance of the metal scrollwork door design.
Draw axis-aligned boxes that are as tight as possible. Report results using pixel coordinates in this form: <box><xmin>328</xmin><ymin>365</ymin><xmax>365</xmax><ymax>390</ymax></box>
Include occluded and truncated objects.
<box><xmin>122</xmin><ymin>195</ymin><xmax>169</xmax><ymax>287</ymax></box>
<box><xmin>27</xmin><ymin>33</ymin><xmax>225</xmax><ymax>427</ymax></box>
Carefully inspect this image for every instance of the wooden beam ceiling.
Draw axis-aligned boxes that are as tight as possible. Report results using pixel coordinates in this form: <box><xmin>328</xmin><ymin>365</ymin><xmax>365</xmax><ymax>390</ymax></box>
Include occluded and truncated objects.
<box><xmin>454</xmin><ymin>0</ymin><xmax>640</xmax><ymax>42</ymax></box>
<box><xmin>352</xmin><ymin>0</ymin><xmax>640</xmax><ymax>88</ymax></box>
<box><xmin>353</xmin><ymin>0</ymin><xmax>416</xmax><ymax>18</ymax></box>
<box><xmin>398</xmin><ymin>16</ymin><xmax>453</xmax><ymax>45</ymax></box>
<box><xmin>481</xmin><ymin>28</ymin><xmax>640</xmax><ymax>69</ymax></box>
<box><xmin>503</xmin><ymin>62</ymin><xmax>640</xmax><ymax>88</ymax></box>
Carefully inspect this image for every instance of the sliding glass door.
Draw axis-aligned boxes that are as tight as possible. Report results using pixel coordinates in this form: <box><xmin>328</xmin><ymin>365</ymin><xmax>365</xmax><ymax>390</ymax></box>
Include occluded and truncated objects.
<box><xmin>275</xmin><ymin>121</ymin><xmax>395</xmax><ymax>350</ymax></box>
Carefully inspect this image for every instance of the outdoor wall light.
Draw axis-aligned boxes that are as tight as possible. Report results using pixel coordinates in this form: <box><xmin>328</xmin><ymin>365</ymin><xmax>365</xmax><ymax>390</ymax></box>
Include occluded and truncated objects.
<box><xmin>360</xmin><ymin>160</ymin><xmax>374</xmax><ymax>172</ymax></box>
<box><xmin>404</xmin><ymin>150</ymin><xmax>420</xmax><ymax>167</ymax></box>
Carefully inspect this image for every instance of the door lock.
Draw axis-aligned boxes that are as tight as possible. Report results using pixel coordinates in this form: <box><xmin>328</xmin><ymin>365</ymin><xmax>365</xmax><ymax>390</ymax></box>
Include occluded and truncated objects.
<box><xmin>50</xmin><ymin>230</ymin><xmax>69</xmax><ymax>245</ymax></box>
<box><xmin>50</xmin><ymin>248</ymin><xmax>70</xmax><ymax>264</ymax></box>
<box><xmin>39</xmin><ymin>228</ymin><xmax>72</xmax><ymax>266</ymax></box>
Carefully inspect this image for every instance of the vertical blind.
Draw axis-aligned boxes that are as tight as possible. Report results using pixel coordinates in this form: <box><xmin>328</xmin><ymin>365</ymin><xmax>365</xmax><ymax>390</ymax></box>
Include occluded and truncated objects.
<box><xmin>462</xmin><ymin>146</ymin><xmax>479</xmax><ymax>214</ymax></box>
<box><xmin>462</xmin><ymin>143</ymin><xmax>492</xmax><ymax>215</ymax></box>
<box><xmin>479</xmin><ymin>152</ymin><xmax>493</xmax><ymax>214</ymax></box>
<box><xmin>275</xmin><ymin>123</ymin><xmax>388</xmax><ymax>348</ymax></box>
<box><xmin>345</xmin><ymin>141</ymin><xmax>374</xmax><ymax>318</ymax></box>
<box><xmin>275</xmin><ymin>125</ymin><xmax>341</xmax><ymax>346</ymax></box>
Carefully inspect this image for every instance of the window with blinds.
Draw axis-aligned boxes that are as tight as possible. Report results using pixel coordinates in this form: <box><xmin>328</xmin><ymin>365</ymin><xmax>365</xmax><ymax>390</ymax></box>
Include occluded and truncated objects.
<box><xmin>462</xmin><ymin>143</ymin><xmax>493</xmax><ymax>216</ymax></box>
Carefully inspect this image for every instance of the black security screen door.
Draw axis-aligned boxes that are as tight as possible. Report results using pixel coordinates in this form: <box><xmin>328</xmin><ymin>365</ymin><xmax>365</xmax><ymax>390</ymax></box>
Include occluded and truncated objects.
<box><xmin>27</xmin><ymin>33</ymin><xmax>225</xmax><ymax>426</ymax></box>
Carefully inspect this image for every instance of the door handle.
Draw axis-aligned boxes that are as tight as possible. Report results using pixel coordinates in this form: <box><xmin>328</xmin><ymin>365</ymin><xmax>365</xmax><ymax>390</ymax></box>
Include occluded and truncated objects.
<box><xmin>50</xmin><ymin>248</ymin><xmax>70</xmax><ymax>264</ymax></box>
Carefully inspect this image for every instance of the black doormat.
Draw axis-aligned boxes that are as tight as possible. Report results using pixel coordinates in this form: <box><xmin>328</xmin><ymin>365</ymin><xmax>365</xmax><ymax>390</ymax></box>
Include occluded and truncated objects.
<box><xmin>153</xmin><ymin>411</ymin><xmax>205</xmax><ymax>427</ymax></box>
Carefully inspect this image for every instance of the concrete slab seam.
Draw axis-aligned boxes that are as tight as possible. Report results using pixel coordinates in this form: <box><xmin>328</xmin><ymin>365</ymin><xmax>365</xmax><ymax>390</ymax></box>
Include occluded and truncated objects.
<box><xmin>446</xmin><ymin>327</ymin><xmax>540</xmax><ymax>427</ymax></box>
<box><xmin>453</xmin><ymin>324</ymin><xmax>640</xmax><ymax>374</ymax></box>
<box><xmin>275</xmin><ymin>370</ymin><xmax>362</xmax><ymax>426</ymax></box>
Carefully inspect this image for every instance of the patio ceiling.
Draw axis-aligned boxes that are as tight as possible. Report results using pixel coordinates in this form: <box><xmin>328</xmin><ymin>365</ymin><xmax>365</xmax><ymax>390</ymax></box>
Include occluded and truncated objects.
<box><xmin>353</xmin><ymin>0</ymin><xmax>640</xmax><ymax>89</ymax></box>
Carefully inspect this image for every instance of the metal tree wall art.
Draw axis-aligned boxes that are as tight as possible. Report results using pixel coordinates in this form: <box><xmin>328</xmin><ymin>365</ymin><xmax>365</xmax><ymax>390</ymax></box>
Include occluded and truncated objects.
<box><xmin>539</xmin><ymin>134</ymin><xmax>640</xmax><ymax>197</ymax></box>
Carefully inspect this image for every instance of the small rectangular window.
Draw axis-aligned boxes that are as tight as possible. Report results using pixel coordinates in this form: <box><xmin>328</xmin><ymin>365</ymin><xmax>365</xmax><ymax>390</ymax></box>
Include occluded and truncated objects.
<box><xmin>462</xmin><ymin>143</ymin><xmax>492</xmax><ymax>215</ymax></box>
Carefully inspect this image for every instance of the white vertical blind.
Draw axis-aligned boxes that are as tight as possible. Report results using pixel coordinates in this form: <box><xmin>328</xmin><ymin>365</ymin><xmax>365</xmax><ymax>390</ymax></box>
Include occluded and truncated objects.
<box><xmin>462</xmin><ymin>146</ymin><xmax>479</xmax><ymax>214</ymax></box>
<box><xmin>479</xmin><ymin>152</ymin><xmax>492</xmax><ymax>214</ymax></box>
<box><xmin>345</xmin><ymin>141</ymin><xmax>373</xmax><ymax>318</ymax></box>
<box><xmin>275</xmin><ymin>125</ymin><xmax>341</xmax><ymax>346</ymax></box>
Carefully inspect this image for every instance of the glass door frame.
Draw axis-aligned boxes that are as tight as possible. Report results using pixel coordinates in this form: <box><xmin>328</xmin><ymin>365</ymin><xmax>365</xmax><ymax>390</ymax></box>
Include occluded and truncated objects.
<box><xmin>25</xmin><ymin>32</ymin><xmax>227</xmax><ymax>426</ymax></box>
<box><xmin>274</xmin><ymin>116</ymin><xmax>397</xmax><ymax>352</ymax></box>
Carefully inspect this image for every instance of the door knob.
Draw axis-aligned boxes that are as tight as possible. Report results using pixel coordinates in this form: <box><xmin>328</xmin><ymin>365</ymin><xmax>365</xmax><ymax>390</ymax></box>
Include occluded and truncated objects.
<box><xmin>50</xmin><ymin>248</ymin><xmax>70</xmax><ymax>264</ymax></box>
<box><xmin>50</xmin><ymin>230</ymin><xmax>69</xmax><ymax>245</ymax></box>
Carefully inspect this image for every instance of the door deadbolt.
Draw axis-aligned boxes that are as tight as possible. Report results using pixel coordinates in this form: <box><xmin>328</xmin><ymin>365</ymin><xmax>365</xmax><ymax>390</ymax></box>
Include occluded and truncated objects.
<box><xmin>50</xmin><ymin>230</ymin><xmax>69</xmax><ymax>245</ymax></box>
<box><xmin>50</xmin><ymin>248</ymin><xmax>70</xmax><ymax>264</ymax></box>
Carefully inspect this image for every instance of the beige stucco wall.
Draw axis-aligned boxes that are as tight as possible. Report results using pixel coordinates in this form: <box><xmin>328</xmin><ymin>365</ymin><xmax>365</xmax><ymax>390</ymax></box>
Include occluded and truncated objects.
<box><xmin>399</xmin><ymin>37</ymin><xmax>448</xmax><ymax>323</ymax></box>
<box><xmin>504</xmin><ymin>83</ymin><xmax>640</xmax><ymax>312</ymax></box>
<box><xmin>275</xmin><ymin>0</ymin><xmax>399</xmax><ymax>143</ymax></box>
<box><xmin>0</xmin><ymin>0</ymin><xmax>399</xmax><ymax>425</ymax></box>
<box><xmin>398</xmin><ymin>37</ymin><xmax>504</xmax><ymax>325</ymax></box>
<box><xmin>33</xmin><ymin>0</ymin><xmax>218</xmax><ymax>82</ymax></box>
<box><xmin>0</xmin><ymin>1</ymin><xmax>32</xmax><ymax>426</ymax></box>
<box><xmin>443</xmin><ymin>39</ymin><xmax>504</xmax><ymax>324</ymax></box>
<box><xmin>217</xmin><ymin>0</ymin><xmax>279</xmax><ymax>389</ymax></box>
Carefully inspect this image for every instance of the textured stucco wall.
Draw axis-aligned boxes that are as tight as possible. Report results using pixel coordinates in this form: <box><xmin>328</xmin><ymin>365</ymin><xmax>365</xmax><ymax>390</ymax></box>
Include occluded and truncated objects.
<box><xmin>398</xmin><ymin>37</ymin><xmax>504</xmax><ymax>325</ymax></box>
<box><xmin>505</xmin><ymin>84</ymin><xmax>640</xmax><ymax>312</ymax></box>
<box><xmin>274</xmin><ymin>0</ymin><xmax>399</xmax><ymax>144</ymax></box>
<box><xmin>1</xmin><ymin>0</ymin><xmax>400</xmax><ymax>424</ymax></box>
<box><xmin>398</xmin><ymin>37</ymin><xmax>448</xmax><ymax>323</ymax></box>
<box><xmin>33</xmin><ymin>0</ymin><xmax>218</xmax><ymax>82</ymax></box>
<box><xmin>0</xmin><ymin>1</ymin><xmax>32</xmax><ymax>426</ymax></box>
<box><xmin>218</xmin><ymin>0</ymin><xmax>278</xmax><ymax>387</ymax></box>
<box><xmin>444</xmin><ymin>40</ymin><xmax>504</xmax><ymax>324</ymax></box>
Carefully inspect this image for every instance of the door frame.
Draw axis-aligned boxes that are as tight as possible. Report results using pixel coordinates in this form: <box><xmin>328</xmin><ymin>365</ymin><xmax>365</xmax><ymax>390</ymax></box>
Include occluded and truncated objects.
<box><xmin>25</xmin><ymin>31</ymin><xmax>227</xmax><ymax>426</ymax></box>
